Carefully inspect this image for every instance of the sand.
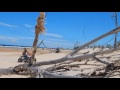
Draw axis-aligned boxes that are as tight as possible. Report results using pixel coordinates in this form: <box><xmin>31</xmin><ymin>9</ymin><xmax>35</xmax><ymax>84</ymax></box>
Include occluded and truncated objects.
<box><xmin>0</xmin><ymin>47</ymin><xmax>120</xmax><ymax>78</ymax></box>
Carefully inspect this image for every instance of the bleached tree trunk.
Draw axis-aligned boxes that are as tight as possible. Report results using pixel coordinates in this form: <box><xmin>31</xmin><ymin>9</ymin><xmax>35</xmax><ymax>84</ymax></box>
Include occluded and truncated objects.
<box><xmin>69</xmin><ymin>27</ymin><xmax>120</xmax><ymax>56</ymax></box>
<box><xmin>0</xmin><ymin>68</ymin><xmax>15</xmax><ymax>75</ymax></box>
<box><xmin>33</xmin><ymin>47</ymin><xmax>120</xmax><ymax>66</ymax></box>
<box><xmin>30</xmin><ymin>12</ymin><xmax>46</xmax><ymax>66</ymax></box>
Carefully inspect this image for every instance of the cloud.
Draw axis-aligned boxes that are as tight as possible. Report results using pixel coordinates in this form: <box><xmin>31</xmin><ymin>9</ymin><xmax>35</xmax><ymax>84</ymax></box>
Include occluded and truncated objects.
<box><xmin>18</xmin><ymin>37</ymin><xmax>34</xmax><ymax>40</ymax></box>
<box><xmin>44</xmin><ymin>38</ymin><xmax>67</xmax><ymax>42</ymax></box>
<box><xmin>44</xmin><ymin>33</ymin><xmax>63</xmax><ymax>38</ymax></box>
<box><xmin>42</xmin><ymin>38</ymin><xmax>74</xmax><ymax>48</ymax></box>
<box><xmin>0</xmin><ymin>36</ymin><xmax>34</xmax><ymax>43</ymax></box>
<box><xmin>0</xmin><ymin>36</ymin><xmax>17</xmax><ymax>42</ymax></box>
<box><xmin>24</xmin><ymin>24</ymin><xmax>34</xmax><ymax>28</ymax></box>
<box><xmin>44</xmin><ymin>40</ymin><xmax>74</xmax><ymax>48</ymax></box>
<box><xmin>0</xmin><ymin>22</ymin><xmax>18</xmax><ymax>28</ymax></box>
<box><xmin>45</xmin><ymin>40</ymin><xmax>73</xmax><ymax>45</ymax></box>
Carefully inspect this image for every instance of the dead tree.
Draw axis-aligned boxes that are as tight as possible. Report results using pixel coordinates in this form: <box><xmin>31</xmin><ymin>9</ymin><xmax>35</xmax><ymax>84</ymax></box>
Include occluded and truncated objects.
<box><xmin>29</xmin><ymin>12</ymin><xmax>46</xmax><ymax>66</ymax></box>
<box><xmin>15</xmin><ymin>26</ymin><xmax>120</xmax><ymax>78</ymax></box>
<box><xmin>11</xmin><ymin>26</ymin><xmax>120</xmax><ymax>78</ymax></box>
<box><xmin>112</xmin><ymin>12</ymin><xmax>119</xmax><ymax>48</ymax></box>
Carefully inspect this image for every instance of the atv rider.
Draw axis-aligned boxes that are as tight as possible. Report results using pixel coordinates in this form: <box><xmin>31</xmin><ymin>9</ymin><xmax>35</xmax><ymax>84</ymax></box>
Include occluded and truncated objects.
<box><xmin>55</xmin><ymin>47</ymin><xmax>60</xmax><ymax>53</ymax></box>
<box><xmin>22</xmin><ymin>48</ymin><xmax>30</xmax><ymax>60</ymax></box>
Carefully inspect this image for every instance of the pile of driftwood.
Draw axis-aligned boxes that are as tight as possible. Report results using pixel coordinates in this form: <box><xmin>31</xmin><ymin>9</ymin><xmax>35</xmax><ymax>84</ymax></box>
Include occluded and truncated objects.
<box><xmin>1</xmin><ymin>27</ymin><xmax>120</xmax><ymax>78</ymax></box>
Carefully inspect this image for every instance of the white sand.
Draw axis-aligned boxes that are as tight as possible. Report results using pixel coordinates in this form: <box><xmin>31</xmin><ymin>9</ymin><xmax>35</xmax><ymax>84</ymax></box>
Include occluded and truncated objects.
<box><xmin>0</xmin><ymin>48</ymin><xmax>120</xmax><ymax>78</ymax></box>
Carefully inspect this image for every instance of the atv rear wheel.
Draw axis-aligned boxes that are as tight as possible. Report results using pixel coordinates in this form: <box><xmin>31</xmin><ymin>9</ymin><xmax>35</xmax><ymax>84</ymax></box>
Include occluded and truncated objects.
<box><xmin>18</xmin><ymin>58</ymin><xmax>22</xmax><ymax>62</ymax></box>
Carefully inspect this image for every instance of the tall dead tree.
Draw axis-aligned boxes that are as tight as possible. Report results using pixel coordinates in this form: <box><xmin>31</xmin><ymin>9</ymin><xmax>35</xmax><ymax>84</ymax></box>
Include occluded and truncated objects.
<box><xmin>112</xmin><ymin>12</ymin><xmax>119</xmax><ymax>48</ymax></box>
<box><xmin>29</xmin><ymin>12</ymin><xmax>46</xmax><ymax>66</ymax></box>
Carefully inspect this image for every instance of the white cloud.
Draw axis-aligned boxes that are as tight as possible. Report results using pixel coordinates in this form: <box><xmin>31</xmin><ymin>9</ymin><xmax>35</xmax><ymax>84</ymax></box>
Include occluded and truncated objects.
<box><xmin>45</xmin><ymin>40</ymin><xmax>73</xmax><ymax>45</ymax></box>
<box><xmin>44</xmin><ymin>40</ymin><xmax>74</xmax><ymax>48</ymax></box>
<box><xmin>45</xmin><ymin>38</ymin><xmax>67</xmax><ymax>42</ymax></box>
<box><xmin>24</xmin><ymin>24</ymin><xmax>34</xmax><ymax>28</ymax></box>
<box><xmin>0</xmin><ymin>22</ymin><xmax>18</xmax><ymax>28</ymax></box>
<box><xmin>0</xmin><ymin>36</ymin><xmax>34</xmax><ymax>43</ymax></box>
<box><xmin>0</xmin><ymin>36</ymin><xmax>17</xmax><ymax>42</ymax></box>
<box><xmin>42</xmin><ymin>38</ymin><xmax>74</xmax><ymax>48</ymax></box>
<box><xmin>44</xmin><ymin>33</ymin><xmax>63</xmax><ymax>38</ymax></box>
<box><xmin>19</xmin><ymin>37</ymin><xmax>34</xmax><ymax>40</ymax></box>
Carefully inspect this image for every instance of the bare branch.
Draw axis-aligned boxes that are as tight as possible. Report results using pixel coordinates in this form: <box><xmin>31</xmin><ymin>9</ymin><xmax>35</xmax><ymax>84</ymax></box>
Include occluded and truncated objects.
<box><xmin>69</xmin><ymin>27</ymin><xmax>120</xmax><ymax>56</ymax></box>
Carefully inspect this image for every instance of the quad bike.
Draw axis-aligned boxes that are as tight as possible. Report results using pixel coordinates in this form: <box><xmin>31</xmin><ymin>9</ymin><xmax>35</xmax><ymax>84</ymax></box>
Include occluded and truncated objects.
<box><xmin>55</xmin><ymin>48</ymin><xmax>60</xmax><ymax>53</ymax></box>
<box><xmin>18</xmin><ymin>55</ymin><xmax>36</xmax><ymax>64</ymax></box>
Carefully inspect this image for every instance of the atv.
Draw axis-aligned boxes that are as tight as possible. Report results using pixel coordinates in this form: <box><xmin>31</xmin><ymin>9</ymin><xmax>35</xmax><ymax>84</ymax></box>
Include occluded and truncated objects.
<box><xmin>18</xmin><ymin>55</ymin><xmax>36</xmax><ymax>64</ymax></box>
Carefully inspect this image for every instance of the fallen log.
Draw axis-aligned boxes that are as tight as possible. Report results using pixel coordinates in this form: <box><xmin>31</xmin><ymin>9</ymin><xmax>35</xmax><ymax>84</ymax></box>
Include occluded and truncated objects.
<box><xmin>3</xmin><ymin>27</ymin><xmax>120</xmax><ymax>78</ymax></box>
<box><xmin>13</xmin><ymin>64</ymin><xmax>80</xmax><ymax>78</ymax></box>
<box><xmin>1</xmin><ymin>48</ymin><xmax>118</xmax><ymax>78</ymax></box>
<box><xmin>14</xmin><ymin>27</ymin><xmax>120</xmax><ymax>71</ymax></box>
<box><xmin>12</xmin><ymin>46</ymin><xmax>120</xmax><ymax>76</ymax></box>
<box><xmin>0</xmin><ymin>67</ymin><xmax>15</xmax><ymax>75</ymax></box>
<box><xmin>32</xmin><ymin>47</ymin><xmax>120</xmax><ymax>67</ymax></box>
<box><xmin>46</xmin><ymin>63</ymin><xmax>102</xmax><ymax>72</ymax></box>
<box><xmin>69</xmin><ymin>27</ymin><xmax>120</xmax><ymax>56</ymax></box>
<box><xmin>93</xmin><ymin>55</ymin><xmax>111</xmax><ymax>65</ymax></box>
<box><xmin>43</xmin><ymin>71</ymin><xmax>81</xmax><ymax>78</ymax></box>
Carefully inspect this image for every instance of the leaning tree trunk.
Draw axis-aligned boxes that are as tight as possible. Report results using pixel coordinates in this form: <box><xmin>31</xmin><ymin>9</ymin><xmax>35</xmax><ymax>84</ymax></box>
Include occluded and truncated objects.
<box><xmin>29</xmin><ymin>12</ymin><xmax>46</xmax><ymax>66</ymax></box>
<box><xmin>31</xmin><ymin>34</ymin><xmax>39</xmax><ymax>58</ymax></box>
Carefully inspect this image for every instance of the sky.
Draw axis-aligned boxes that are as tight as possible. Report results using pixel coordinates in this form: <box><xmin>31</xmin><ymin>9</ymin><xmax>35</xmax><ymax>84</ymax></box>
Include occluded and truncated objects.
<box><xmin>0</xmin><ymin>12</ymin><xmax>120</xmax><ymax>49</ymax></box>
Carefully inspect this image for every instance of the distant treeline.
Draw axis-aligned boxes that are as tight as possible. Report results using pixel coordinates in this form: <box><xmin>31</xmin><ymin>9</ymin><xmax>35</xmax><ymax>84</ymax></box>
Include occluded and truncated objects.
<box><xmin>0</xmin><ymin>44</ymin><xmax>73</xmax><ymax>50</ymax></box>
<box><xmin>0</xmin><ymin>44</ymin><xmax>59</xmax><ymax>49</ymax></box>
<box><xmin>0</xmin><ymin>44</ymin><xmax>31</xmax><ymax>47</ymax></box>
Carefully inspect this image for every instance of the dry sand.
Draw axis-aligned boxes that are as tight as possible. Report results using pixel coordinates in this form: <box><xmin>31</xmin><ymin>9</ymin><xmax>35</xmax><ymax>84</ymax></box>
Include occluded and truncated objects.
<box><xmin>0</xmin><ymin>47</ymin><xmax>70</xmax><ymax>78</ymax></box>
<box><xmin>0</xmin><ymin>47</ymin><xmax>120</xmax><ymax>78</ymax></box>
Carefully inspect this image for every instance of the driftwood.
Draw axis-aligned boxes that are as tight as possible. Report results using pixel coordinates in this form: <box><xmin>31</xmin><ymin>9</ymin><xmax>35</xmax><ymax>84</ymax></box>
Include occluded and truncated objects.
<box><xmin>13</xmin><ymin>65</ymin><xmax>81</xmax><ymax>78</ymax></box>
<box><xmin>69</xmin><ymin>27</ymin><xmax>120</xmax><ymax>56</ymax></box>
<box><xmin>33</xmin><ymin>47</ymin><xmax>120</xmax><ymax>66</ymax></box>
<box><xmin>10</xmin><ymin>46</ymin><xmax>120</xmax><ymax>78</ymax></box>
<box><xmin>43</xmin><ymin>71</ymin><xmax>81</xmax><ymax>78</ymax></box>
<box><xmin>1</xmin><ymin>27</ymin><xmax>120</xmax><ymax>78</ymax></box>
<box><xmin>0</xmin><ymin>68</ymin><xmax>15</xmax><ymax>75</ymax></box>
<box><xmin>46</xmin><ymin>63</ymin><xmax>102</xmax><ymax>72</ymax></box>
<box><xmin>93</xmin><ymin>55</ymin><xmax>111</xmax><ymax>65</ymax></box>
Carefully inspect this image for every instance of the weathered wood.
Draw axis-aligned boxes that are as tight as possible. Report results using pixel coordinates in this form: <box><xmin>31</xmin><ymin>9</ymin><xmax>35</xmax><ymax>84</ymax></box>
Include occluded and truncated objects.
<box><xmin>13</xmin><ymin>47</ymin><xmax>120</xmax><ymax>71</ymax></box>
<box><xmin>0</xmin><ymin>48</ymin><xmax>120</xmax><ymax>77</ymax></box>
<box><xmin>2</xmin><ymin>16</ymin><xmax>120</xmax><ymax>78</ymax></box>
<box><xmin>32</xmin><ymin>47</ymin><xmax>120</xmax><ymax>67</ymax></box>
<box><xmin>43</xmin><ymin>71</ymin><xmax>81</xmax><ymax>78</ymax></box>
<box><xmin>0</xmin><ymin>67</ymin><xmax>15</xmax><ymax>75</ymax></box>
<box><xmin>10</xmin><ymin>27</ymin><xmax>120</xmax><ymax>78</ymax></box>
<box><xmin>46</xmin><ymin>63</ymin><xmax>102</xmax><ymax>72</ymax></box>
<box><xmin>14</xmin><ymin>65</ymin><xmax>81</xmax><ymax>78</ymax></box>
<box><xmin>93</xmin><ymin>55</ymin><xmax>111</xmax><ymax>65</ymax></box>
<box><xmin>14</xmin><ymin>64</ymin><xmax>37</xmax><ymax>73</ymax></box>
<box><xmin>29</xmin><ymin>27</ymin><xmax>120</xmax><ymax>67</ymax></box>
<box><xmin>69</xmin><ymin>27</ymin><xmax>120</xmax><ymax>56</ymax></box>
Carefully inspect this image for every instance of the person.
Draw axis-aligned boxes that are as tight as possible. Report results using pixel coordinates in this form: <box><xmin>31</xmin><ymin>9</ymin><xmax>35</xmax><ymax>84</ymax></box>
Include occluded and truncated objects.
<box><xmin>55</xmin><ymin>47</ymin><xmax>60</xmax><ymax>53</ymax></box>
<box><xmin>22</xmin><ymin>48</ymin><xmax>30</xmax><ymax>60</ymax></box>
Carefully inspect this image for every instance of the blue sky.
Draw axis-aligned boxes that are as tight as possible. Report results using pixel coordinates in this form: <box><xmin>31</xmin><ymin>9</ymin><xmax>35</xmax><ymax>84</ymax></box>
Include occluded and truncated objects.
<box><xmin>0</xmin><ymin>12</ymin><xmax>120</xmax><ymax>49</ymax></box>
